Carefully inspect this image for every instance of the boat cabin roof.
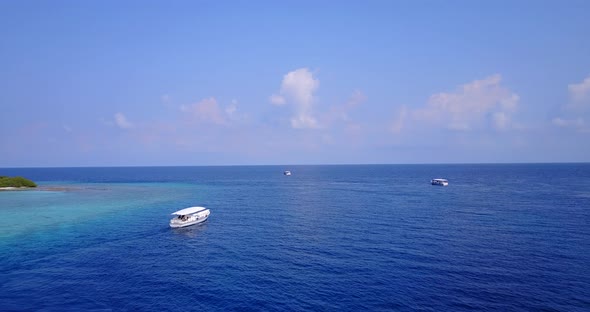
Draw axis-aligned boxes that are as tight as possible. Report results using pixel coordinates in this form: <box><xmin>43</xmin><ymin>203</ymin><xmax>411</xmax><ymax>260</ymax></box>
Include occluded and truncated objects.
<box><xmin>171</xmin><ymin>206</ymin><xmax>208</xmax><ymax>216</ymax></box>
<box><xmin>432</xmin><ymin>178</ymin><xmax>448</xmax><ymax>182</ymax></box>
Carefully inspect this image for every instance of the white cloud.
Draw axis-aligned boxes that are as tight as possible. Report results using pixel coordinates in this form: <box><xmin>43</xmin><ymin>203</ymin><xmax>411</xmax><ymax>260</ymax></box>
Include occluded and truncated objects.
<box><xmin>114</xmin><ymin>112</ymin><xmax>134</xmax><ymax>129</ymax></box>
<box><xmin>281</xmin><ymin>68</ymin><xmax>319</xmax><ymax>107</ymax></box>
<box><xmin>492</xmin><ymin>112</ymin><xmax>510</xmax><ymax>131</ymax></box>
<box><xmin>339</xmin><ymin>90</ymin><xmax>366</xmax><ymax>121</ymax></box>
<box><xmin>567</xmin><ymin>75</ymin><xmax>590</xmax><ymax>110</ymax></box>
<box><xmin>269</xmin><ymin>94</ymin><xmax>286</xmax><ymax>106</ymax></box>
<box><xmin>553</xmin><ymin>75</ymin><xmax>590</xmax><ymax>132</ymax></box>
<box><xmin>270</xmin><ymin>69</ymin><xmax>366</xmax><ymax>131</ymax></box>
<box><xmin>411</xmin><ymin>74</ymin><xmax>519</xmax><ymax>131</ymax></box>
<box><xmin>324</xmin><ymin>90</ymin><xmax>366</xmax><ymax>127</ymax></box>
<box><xmin>181</xmin><ymin>97</ymin><xmax>246</xmax><ymax>125</ymax></box>
<box><xmin>552</xmin><ymin>117</ymin><xmax>584</xmax><ymax>128</ymax></box>
<box><xmin>271</xmin><ymin>68</ymin><xmax>320</xmax><ymax>129</ymax></box>
<box><xmin>291</xmin><ymin>115</ymin><xmax>319</xmax><ymax>129</ymax></box>
<box><xmin>226</xmin><ymin>99</ymin><xmax>250</xmax><ymax>123</ymax></box>
<box><xmin>225</xmin><ymin>104</ymin><xmax>237</xmax><ymax>115</ymax></box>
<box><xmin>568</xmin><ymin>76</ymin><xmax>590</xmax><ymax>102</ymax></box>
<box><xmin>390</xmin><ymin>106</ymin><xmax>408</xmax><ymax>134</ymax></box>
<box><xmin>181</xmin><ymin>97</ymin><xmax>227</xmax><ymax>125</ymax></box>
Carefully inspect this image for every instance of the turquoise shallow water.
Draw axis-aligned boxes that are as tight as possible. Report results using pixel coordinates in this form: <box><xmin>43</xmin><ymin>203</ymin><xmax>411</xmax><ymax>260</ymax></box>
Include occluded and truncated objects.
<box><xmin>1</xmin><ymin>164</ymin><xmax>589</xmax><ymax>311</ymax></box>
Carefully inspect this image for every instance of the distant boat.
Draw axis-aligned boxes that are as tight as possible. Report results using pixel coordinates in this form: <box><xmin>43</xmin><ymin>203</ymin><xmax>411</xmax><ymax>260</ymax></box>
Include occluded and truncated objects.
<box><xmin>284</xmin><ymin>170</ymin><xmax>292</xmax><ymax>176</ymax></box>
<box><xmin>170</xmin><ymin>206</ymin><xmax>210</xmax><ymax>228</ymax></box>
<box><xmin>431</xmin><ymin>178</ymin><xmax>449</xmax><ymax>186</ymax></box>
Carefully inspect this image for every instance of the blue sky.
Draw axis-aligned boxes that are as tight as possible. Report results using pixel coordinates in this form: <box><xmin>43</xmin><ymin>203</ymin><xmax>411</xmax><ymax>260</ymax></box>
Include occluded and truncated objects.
<box><xmin>1</xmin><ymin>1</ymin><xmax>589</xmax><ymax>167</ymax></box>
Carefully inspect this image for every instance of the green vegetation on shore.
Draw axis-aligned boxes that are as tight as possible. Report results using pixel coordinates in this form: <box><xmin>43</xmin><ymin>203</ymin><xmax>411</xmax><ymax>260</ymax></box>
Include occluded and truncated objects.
<box><xmin>0</xmin><ymin>176</ymin><xmax>37</xmax><ymax>188</ymax></box>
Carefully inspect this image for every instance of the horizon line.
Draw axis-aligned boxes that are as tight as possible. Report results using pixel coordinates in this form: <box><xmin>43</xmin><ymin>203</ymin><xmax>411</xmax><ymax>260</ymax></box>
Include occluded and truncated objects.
<box><xmin>1</xmin><ymin>161</ymin><xmax>589</xmax><ymax>169</ymax></box>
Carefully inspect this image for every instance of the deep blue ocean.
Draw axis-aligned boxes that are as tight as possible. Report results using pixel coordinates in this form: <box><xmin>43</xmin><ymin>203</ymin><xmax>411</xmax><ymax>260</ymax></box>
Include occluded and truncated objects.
<box><xmin>1</xmin><ymin>164</ymin><xmax>589</xmax><ymax>311</ymax></box>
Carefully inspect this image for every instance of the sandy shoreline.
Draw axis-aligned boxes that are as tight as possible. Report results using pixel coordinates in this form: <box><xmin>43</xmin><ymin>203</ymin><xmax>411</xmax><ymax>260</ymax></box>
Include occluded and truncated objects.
<box><xmin>0</xmin><ymin>187</ymin><xmax>33</xmax><ymax>191</ymax></box>
<box><xmin>0</xmin><ymin>186</ymin><xmax>79</xmax><ymax>192</ymax></box>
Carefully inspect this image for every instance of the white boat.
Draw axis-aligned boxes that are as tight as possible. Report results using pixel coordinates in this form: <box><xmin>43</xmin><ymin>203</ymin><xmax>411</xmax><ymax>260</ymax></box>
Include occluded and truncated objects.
<box><xmin>284</xmin><ymin>170</ymin><xmax>292</xmax><ymax>176</ymax></box>
<box><xmin>170</xmin><ymin>206</ymin><xmax>210</xmax><ymax>228</ymax></box>
<box><xmin>431</xmin><ymin>178</ymin><xmax>449</xmax><ymax>186</ymax></box>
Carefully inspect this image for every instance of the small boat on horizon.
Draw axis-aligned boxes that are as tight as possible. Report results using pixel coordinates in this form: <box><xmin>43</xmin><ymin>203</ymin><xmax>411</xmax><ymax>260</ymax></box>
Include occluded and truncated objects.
<box><xmin>170</xmin><ymin>206</ymin><xmax>210</xmax><ymax>228</ymax></box>
<box><xmin>431</xmin><ymin>178</ymin><xmax>449</xmax><ymax>186</ymax></box>
<box><xmin>284</xmin><ymin>170</ymin><xmax>292</xmax><ymax>176</ymax></box>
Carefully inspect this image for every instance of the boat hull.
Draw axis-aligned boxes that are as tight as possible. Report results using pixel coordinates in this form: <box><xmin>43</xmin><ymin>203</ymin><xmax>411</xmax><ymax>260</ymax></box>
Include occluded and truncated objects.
<box><xmin>170</xmin><ymin>215</ymin><xmax>209</xmax><ymax>228</ymax></box>
<box><xmin>170</xmin><ymin>208</ymin><xmax>210</xmax><ymax>228</ymax></box>
<box><xmin>431</xmin><ymin>179</ymin><xmax>449</xmax><ymax>186</ymax></box>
